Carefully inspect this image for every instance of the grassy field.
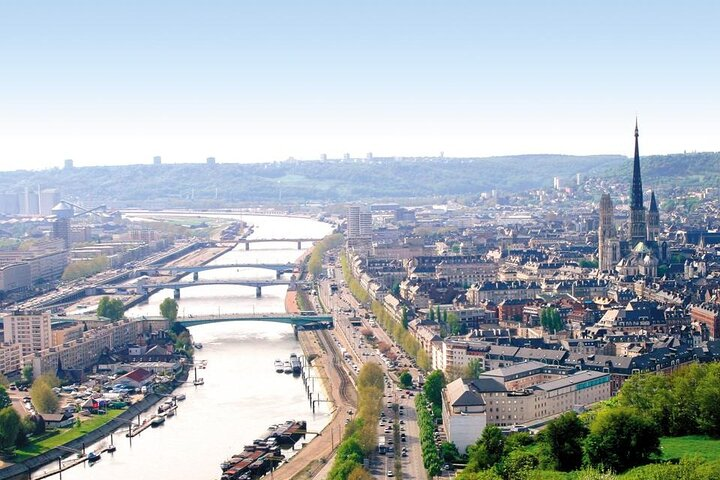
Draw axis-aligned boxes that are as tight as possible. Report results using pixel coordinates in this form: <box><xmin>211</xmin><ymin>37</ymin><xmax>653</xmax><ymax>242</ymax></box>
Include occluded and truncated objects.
<box><xmin>13</xmin><ymin>409</ymin><xmax>126</xmax><ymax>462</ymax></box>
<box><xmin>660</xmin><ymin>435</ymin><xmax>720</xmax><ymax>461</ymax></box>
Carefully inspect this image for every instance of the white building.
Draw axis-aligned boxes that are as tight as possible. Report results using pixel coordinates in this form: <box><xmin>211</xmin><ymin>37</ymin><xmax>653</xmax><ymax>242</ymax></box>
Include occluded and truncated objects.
<box><xmin>2</xmin><ymin>310</ymin><xmax>52</xmax><ymax>356</ymax></box>
<box><xmin>443</xmin><ymin>362</ymin><xmax>611</xmax><ymax>452</ymax></box>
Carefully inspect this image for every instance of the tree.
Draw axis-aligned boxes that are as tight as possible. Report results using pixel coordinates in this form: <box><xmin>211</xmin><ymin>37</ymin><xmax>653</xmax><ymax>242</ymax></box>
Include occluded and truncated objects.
<box><xmin>540</xmin><ymin>411</ymin><xmax>588</xmax><ymax>471</ymax></box>
<box><xmin>0</xmin><ymin>407</ymin><xmax>20</xmax><ymax>452</ymax></box>
<box><xmin>584</xmin><ymin>406</ymin><xmax>660</xmax><ymax>473</ymax></box>
<box><xmin>501</xmin><ymin>449</ymin><xmax>539</xmax><ymax>479</ymax></box>
<box><xmin>0</xmin><ymin>386</ymin><xmax>10</xmax><ymax>409</ymax></box>
<box><xmin>30</xmin><ymin>380</ymin><xmax>59</xmax><ymax>414</ymax></box>
<box><xmin>401</xmin><ymin>307</ymin><xmax>409</xmax><ymax>329</ymax></box>
<box><xmin>423</xmin><ymin>370</ymin><xmax>447</xmax><ymax>409</ymax></box>
<box><xmin>463</xmin><ymin>359</ymin><xmax>484</xmax><ymax>380</ymax></box>
<box><xmin>440</xmin><ymin>441</ymin><xmax>461</xmax><ymax>463</ymax></box>
<box><xmin>347</xmin><ymin>465</ymin><xmax>375</xmax><ymax>480</ymax></box>
<box><xmin>540</xmin><ymin>307</ymin><xmax>564</xmax><ymax>334</ymax></box>
<box><xmin>22</xmin><ymin>365</ymin><xmax>33</xmax><ymax>384</ymax></box>
<box><xmin>97</xmin><ymin>296</ymin><xmax>124</xmax><ymax>321</ymax></box>
<box><xmin>0</xmin><ymin>373</ymin><xmax>9</xmax><ymax>387</ymax></box>
<box><xmin>467</xmin><ymin>425</ymin><xmax>505</xmax><ymax>471</ymax></box>
<box><xmin>447</xmin><ymin>312</ymin><xmax>462</xmax><ymax>336</ymax></box>
<box><xmin>159</xmin><ymin>297</ymin><xmax>179</xmax><ymax>322</ymax></box>
<box><xmin>399</xmin><ymin>371</ymin><xmax>413</xmax><ymax>389</ymax></box>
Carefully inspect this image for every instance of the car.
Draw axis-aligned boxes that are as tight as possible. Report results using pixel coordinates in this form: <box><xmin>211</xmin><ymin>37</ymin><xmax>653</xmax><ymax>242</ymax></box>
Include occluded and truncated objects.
<box><xmin>401</xmin><ymin>452</ymin><xmax>408</xmax><ymax>457</ymax></box>
<box><xmin>399</xmin><ymin>420</ymin><xmax>405</xmax><ymax>425</ymax></box>
<box><xmin>23</xmin><ymin>396</ymin><xmax>31</xmax><ymax>402</ymax></box>
<box><xmin>387</xmin><ymin>471</ymin><xmax>394</xmax><ymax>477</ymax></box>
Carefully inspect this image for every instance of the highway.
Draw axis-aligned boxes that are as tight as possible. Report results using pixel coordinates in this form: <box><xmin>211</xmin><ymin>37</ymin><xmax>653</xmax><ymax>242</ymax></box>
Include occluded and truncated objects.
<box><xmin>315</xmin><ymin>253</ymin><xmax>427</xmax><ymax>480</ymax></box>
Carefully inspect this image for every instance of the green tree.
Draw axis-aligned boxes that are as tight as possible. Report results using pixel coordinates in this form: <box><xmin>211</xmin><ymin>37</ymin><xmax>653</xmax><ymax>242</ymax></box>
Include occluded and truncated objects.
<box><xmin>428</xmin><ymin>308</ymin><xmax>435</xmax><ymax>322</ymax></box>
<box><xmin>467</xmin><ymin>425</ymin><xmax>505</xmax><ymax>471</ymax></box>
<box><xmin>22</xmin><ymin>364</ymin><xmax>33</xmax><ymax>384</ymax></box>
<box><xmin>440</xmin><ymin>441</ymin><xmax>461</xmax><ymax>463</ymax></box>
<box><xmin>540</xmin><ymin>411</ymin><xmax>588</xmax><ymax>471</ymax></box>
<box><xmin>463</xmin><ymin>359</ymin><xmax>484</xmax><ymax>380</ymax></box>
<box><xmin>447</xmin><ymin>312</ymin><xmax>462</xmax><ymax>336</ymax></box>
<box><xmin>401</xmin><ymin>307</ymin><xmax>409</xmax><ymax>329</ymax></box>
<box><xmin>30</xmin><ymin>379</ymin><xmax>59</xmax><ymax>414</ymax></box>
<box><xmin>399</xmin><ymin>371</ymin><xmax>413</xmax><ymax>389</ymax></box>
<box><xmin>97</xmin><ymin>296</ymin><xmax>124</xmax><ymax>321</ymax></box>
<box><xmin>0</xmin><ymin>386</ymin><xmax>10</xmax><ymax>409</ymax></box>
<box><xmin>501</xmin><ymin>449</ymin><xmax>539</xmax><ymax>479</ymax></box>
<box><xmin>540</xmin><ymin>307</ymin><xmax>564</xmax><ymax>334</ymax></box>
<box><xmin>423</xmin><ymin>370</ymin><xmax>446</xmax><ymax>409</ymax></box>
<box><xmin>584</xmin><ymin>407</ymin><xmax>660</xmax><ymax>473</ymax></box>
<box><xmin>0</xmin><ymin>407</ymin><xmax>21</xmax><ymax>452</ymax></box>
<box><xmin>159</xmin><ymin>297</ymin><xmax>179</xmax><ymax>322</ymax></box>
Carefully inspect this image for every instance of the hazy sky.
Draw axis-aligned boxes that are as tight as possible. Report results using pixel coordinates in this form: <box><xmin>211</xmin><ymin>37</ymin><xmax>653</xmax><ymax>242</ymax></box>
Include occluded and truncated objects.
<box><xmin>1</xmin><ymin>1</ymin><xmax>718</xmax><ymax>169</ymax></box>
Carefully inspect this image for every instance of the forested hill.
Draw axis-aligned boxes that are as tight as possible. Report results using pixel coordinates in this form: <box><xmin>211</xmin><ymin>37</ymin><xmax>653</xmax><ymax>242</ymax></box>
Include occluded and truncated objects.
<box><xmin>0</xmin><ymin>152</ymin><xmax>715</xmax><ymax>206</ymax></box>
<box><xmin>601</xmin><ymin>151</ymin><xmax>720</xmax><ymax>191</ymax></box>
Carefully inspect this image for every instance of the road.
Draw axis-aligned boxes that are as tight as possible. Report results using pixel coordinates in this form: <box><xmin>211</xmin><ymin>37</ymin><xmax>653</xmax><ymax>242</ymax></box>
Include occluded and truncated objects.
<box><xmin>314</xmin><ymin>256</ymin><xmax>427</xmax><ymax>480</ymax></box>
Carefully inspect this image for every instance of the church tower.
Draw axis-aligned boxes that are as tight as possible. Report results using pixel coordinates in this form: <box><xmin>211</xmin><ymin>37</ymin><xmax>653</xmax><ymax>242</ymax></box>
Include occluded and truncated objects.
<box><xmin>629</xmin><ymin>120</ymin><xmax>647</xmax><ymax>246</ymax></box>
<box><xmin>646</xmin><ymin>190</ymin><xmax>660</xmax><ymax>242</ymax></box>
<box><xmin>598</xmin><ymin>193</ymin><xmax>620</xmax><ymax>272</ymax></box>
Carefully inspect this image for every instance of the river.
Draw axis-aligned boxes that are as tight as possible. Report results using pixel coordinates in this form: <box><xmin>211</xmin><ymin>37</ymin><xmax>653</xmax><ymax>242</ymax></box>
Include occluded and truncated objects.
<box><xmin>34</xmin><ymin>214</ymin><xmax>335</xmax><ymax>480</ymax></box>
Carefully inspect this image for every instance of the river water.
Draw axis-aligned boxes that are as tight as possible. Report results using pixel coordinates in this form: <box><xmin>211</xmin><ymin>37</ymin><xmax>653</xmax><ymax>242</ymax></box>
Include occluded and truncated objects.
<box><xmin>34</xmin><ymin>214</ymin><xmax>335</xmax><ymax>480</ymax></box>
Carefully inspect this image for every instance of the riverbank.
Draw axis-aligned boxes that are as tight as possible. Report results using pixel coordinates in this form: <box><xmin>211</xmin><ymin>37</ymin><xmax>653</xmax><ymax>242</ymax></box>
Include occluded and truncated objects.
<box><xmin>0</xmin><ymin>394</ymin><xmax>165</xmax><ymax>480</ymax></box>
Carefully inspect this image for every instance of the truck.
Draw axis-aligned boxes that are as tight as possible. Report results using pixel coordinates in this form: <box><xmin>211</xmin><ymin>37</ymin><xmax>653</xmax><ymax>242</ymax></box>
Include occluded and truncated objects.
<box><xmin>377</xmin><ymin>435</ymin><xmax>387</xmax><ymax>454</ymax></box>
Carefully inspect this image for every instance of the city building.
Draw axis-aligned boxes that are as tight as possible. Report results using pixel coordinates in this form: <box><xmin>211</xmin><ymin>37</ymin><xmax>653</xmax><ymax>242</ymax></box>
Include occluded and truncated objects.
<box><xmin>153</xmin><ymin>156</ymin><xmax>162</xmax><ymax>165</ymax></box>
<box><xmin>51</xmin><ymin>201</ymin><xmax>73</xmax><ymax>248</ymax></box>
<box><xmin>0</xmin><ymin>343</ymin><xmax>23</xmax><ymax>375</ymax></box>
<box><xmin>598</xmin><ymin>193</ymin><xmax>620</xmax><ymax>272</ymax></box>
<box><xmin>2</xmin><ymin>310</ymin><xmax>53</xmax><ymax>356</ymax></box>
<box><xmin>39</xmin><ymin>188</ymin><xmax>61</xmax><ymax>216</ymax></box>
<box><xmin>443</xmin><ymin>363</ymin><xmax>611</xmax><ymax>452</ymax></box>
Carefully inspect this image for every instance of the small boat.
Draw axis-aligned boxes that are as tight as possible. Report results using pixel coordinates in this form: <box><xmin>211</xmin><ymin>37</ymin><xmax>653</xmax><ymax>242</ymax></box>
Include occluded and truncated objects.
<box><xmin>274</xmin><ymin>359</ymin><xmax>284</xmax><ymax>373</ymax></box>
<box><xmin>106</xmin><ymin>445</ymin><xmax>116</xmax><ymax>453</ymax></box>
<box><xmin>166</xmin><ymin>408</ymin><xmax>175</xmax><ymax>417</ymax></box>
<box><xmin>87</xmin><ymin>451</ymin><xmax>101</xmax><ymax>462</ymax></box>
<box><xmin>194</xmin><ymin>378</ymin><xmax>205</xmax><ymax>386</ymax></box>
<box><xmin>151</xmin><ymin>415</ymin><xmax>165</xmax><ymax>427</ymax></box>
<box><xmin>193</xmin><ymin>342</ymin><xmax>203</xmax><ymax>349</ymax></box>
<box><xmin>283</xmin><ymin>361</ymin><xmax>292</xmax><ymax>374</ymax></box>
<box><xmin>176</xmin><ymin>393</ymin><xmax>186</xmax><ymax>401</ymax></box>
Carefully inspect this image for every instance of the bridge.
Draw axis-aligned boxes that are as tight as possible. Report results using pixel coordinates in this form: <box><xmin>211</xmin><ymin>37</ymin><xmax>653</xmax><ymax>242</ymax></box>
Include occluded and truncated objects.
<box><xmin>239</xmin><ymin>237</ymin><xmax>323</xmax><ymax>250</ymax></box>
<box><xmin>138</xmin><ymin>263</ymin><xmax>297</xmax><ymax>279</ymax></box>
<box><xmin>97</xmin><ymin>278</ymin><xmax>299</xmax><ymax>298</ymax></box>
<box><xmin>137</xmin><ymin>313</ymin><xmax>333</xmax><ymax>328</ymax></box>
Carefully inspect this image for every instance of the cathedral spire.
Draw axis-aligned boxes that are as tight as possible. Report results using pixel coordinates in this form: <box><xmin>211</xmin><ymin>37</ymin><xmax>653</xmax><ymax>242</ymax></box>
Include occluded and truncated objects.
<box><xmin>631</xmin><ymin>119</ymin><xmax>643</xmax><ymax>210</ymax></box>
<box><xmin>629</xmin><ymin>119</ymin><xmax>647</xmax><ymax>246</ymax></box>
<box><xmin>649</xmin><ymin>190</ymin><xmax>658</xmax><ymax>212</ymax></box>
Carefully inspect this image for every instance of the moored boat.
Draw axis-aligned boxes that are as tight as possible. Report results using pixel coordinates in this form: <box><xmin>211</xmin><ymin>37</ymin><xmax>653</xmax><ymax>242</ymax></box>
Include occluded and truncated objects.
<box><xmin>151</xmin><ymin>415</ymin><xmax>165</xmax><ymax>427</ymax></box>
<box><xmin>274</xmin><ymin>359</ymin><xmax>284</xmax><ymax>373</ymax></box>
<box><xmin>283</xmin><ymin>361</ymin><xmax>292</xmax><ymax>374</ymax></box>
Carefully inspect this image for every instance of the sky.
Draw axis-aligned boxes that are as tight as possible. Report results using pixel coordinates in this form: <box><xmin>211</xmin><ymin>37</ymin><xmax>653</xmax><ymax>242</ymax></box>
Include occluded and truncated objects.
<box><xmin>0</xmin><ymin>1</ymin><xmax>719</xmax><ymax>169</ymax></box>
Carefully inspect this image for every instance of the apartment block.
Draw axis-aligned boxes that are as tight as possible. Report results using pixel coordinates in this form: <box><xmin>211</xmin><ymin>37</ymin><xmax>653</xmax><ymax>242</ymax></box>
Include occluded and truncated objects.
<box><xmin>2</xmin><ymin>310</ymin><xmax>52</xmax><ymax>356</ymax></box>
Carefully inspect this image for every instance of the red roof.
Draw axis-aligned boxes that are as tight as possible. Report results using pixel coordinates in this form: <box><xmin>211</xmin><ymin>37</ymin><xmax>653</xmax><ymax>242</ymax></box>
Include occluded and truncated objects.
<box><xmin>123</xmin><ymin>368</ymin><xmax>154</xmax><ymax>382</ymax></box>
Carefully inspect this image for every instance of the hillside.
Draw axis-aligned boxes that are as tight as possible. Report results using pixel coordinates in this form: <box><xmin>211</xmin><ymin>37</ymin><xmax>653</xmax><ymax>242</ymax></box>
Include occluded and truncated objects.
<box><xmin>1</xmin><ymin>152</ymin><xmax>717</xmax><ymax>206</ymax></box>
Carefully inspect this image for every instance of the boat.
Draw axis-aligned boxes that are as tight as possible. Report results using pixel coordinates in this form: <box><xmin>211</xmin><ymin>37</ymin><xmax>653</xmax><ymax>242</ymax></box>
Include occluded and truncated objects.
<box><xmin>106</xmin><ymin>445</ymin><xmax>116</xmax><ymax>453</ymax></box>
<box><xmin>193</xmin><ymin>367</ymin><xmax>204</xmax><ymax>385</ymax></box>
<box><xmin>193</xmin><ymin>342</ymin><xmax>203</xmax><ymax>349</ymax></box>
<box><xmin>151</xmin><ymin>415</ymin><xmax>166</xmax><ymax>427</ymax></box>
<box><xmin>176</xmin><ymin>393</ymin><xmax>186</xmax><ymax>401</ymax></box>
<box><xmin>274</xmin><ymin>359</ymin><xmax>284</xmax><ymax>373</ymax></box>
<box><xmin>283</xmin><ymin>361</ymin><xmax>292</xmax><ymax>374</ymax></box>
<box><xmin>166</xmin><ymin>408</ymin><xmax>175</xmax><ymax>417</ymax></box>
<box><xmin>289</xmin><ymin>353</ymin><xmax>302</xmax><ymax>375</ymax></box>
<box><xmin>269</xmin><ymin>420</ymin><xmax>308</xmax><ymax>446</ymax></box>
<box><xmin>87</xmin><ymin>451</ymin><xmax>101</xmax><ymax>462</ymax></box>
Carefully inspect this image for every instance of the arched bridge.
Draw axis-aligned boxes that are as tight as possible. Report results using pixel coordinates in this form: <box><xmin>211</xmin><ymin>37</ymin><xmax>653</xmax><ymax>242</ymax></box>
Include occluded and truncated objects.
<box><xmin>239</xmin><ymin>237</ymin><xmax>323</xmax><ymax>250</ymax></box>
<box><xmin>136</xmin><ymin>313</ymin><xmax>333</xmax><ymax>328</ymax></box>
<box><xmin>137</xmin><ymin>263</ymin><xmax>297</xmax><ymax>279</ymax></box>
<box><xmin>97</xmin><ymin>279</ymin><xmax>302</xmax><ymax>298</ymax></box>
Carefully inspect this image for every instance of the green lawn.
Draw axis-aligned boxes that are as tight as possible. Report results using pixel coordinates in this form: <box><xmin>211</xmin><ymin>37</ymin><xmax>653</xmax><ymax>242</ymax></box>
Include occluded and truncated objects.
<box><xmin>660</xmin><ymin>435</ymin><xmax>720</xmax><ymax>461</ymax></box>
<box><xmin>13</xmin><ymin>409</ymin><xmax>126</xmax><ymax>462</ymax></box>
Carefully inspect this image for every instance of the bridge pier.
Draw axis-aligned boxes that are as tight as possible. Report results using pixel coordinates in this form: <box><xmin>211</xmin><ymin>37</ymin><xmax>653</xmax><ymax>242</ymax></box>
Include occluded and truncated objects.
<box><xmin>244</xmin><ymin>242</ymin><xmax>250</xmax><ymax>251</ymax></box>
<box><xmin>193</xmin><ymin>272</ymin><xmax>199</xmax><ymax>281</ymax></box>
<box><xmin>174</xmin><ymin>288</ymin><xmax>181</xmax><ymax>300</ymax></box>
<box><xmin>256</xmin><ymin>286</ymin><xmax>262</xmax><ymax>298</ymax></box>
<box><xmin>297</xmin><ymin>241</ymin><xmax>302</xmax><ymax>250</ymax></box>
